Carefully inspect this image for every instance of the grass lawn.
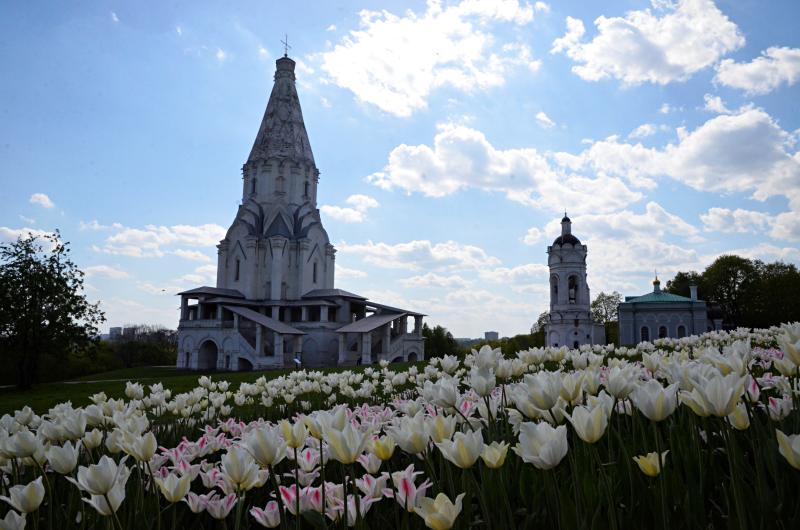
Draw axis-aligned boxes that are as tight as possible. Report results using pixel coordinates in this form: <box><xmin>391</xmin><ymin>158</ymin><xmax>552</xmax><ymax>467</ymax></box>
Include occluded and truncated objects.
<box><xmin>0</xmin><ymin>361</ymin><xmax>423</xmax><ymax>415</ymax></box>
<box><xmin>0</xmin><ymin>366</ymin><xmax>294</xmax><ymax>415</ymax></box>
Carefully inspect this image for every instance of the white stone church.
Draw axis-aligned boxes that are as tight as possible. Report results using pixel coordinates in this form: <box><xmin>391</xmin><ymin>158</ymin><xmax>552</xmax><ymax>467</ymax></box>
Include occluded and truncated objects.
<box><xmin>176</xmin><ymin>55</ymin><xmax>424</xmax><ymax>371</ymax></box>
<box><xmin>544</xmin><ymin>215</ymin><xmax>606</xmax><ymax>348</ymax></box>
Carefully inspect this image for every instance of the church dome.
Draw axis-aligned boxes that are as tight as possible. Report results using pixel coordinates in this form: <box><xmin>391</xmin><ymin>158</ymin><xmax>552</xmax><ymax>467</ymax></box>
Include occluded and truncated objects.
<box><xmin>552</xmin><ymin>233</ymin><xmax>581</xmax><ymax>246</ymax></box>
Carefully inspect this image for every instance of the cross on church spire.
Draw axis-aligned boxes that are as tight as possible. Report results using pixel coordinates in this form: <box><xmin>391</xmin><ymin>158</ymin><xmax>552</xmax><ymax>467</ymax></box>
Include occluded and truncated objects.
<box><xmin>281</xmin><ymin>34</ymin><xmax>291</xmax><ymax>57</ymax></box>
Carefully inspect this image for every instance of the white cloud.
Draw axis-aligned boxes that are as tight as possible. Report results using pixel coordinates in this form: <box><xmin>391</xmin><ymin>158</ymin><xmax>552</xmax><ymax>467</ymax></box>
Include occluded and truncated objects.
<box><xmin>18</xmin><ymin>215</ymin><xmax>35</xmax><ymax>224</ymax></box>
<box><xmin>575</xmin><ymin>108</ymin><xmax>800</xmax><ymax>211</ymax></box>
<box><xmin>30</xmin><ymin>193</ymin><xmax>54</xmax><ymax>209</ymax></box>
<box><xmin>258</xmin><ymin>46</ymin><xmax>269</xmax><ymax>59</ymax></box>
<box><xmin>628</xmin><ymin>123</ymin><xmax>657</xmax><ymax>139</ymax></box>
<box><xmin>551</xmin><ymin>1</ymin><xmax>744</xmax><ymax>85</ymax></box>
<box><xmin>321</xmin><ymin>194</ymin><xmax>379</xmax><ymax>223</ymax></box>
<box><xmin>399</xmin><ymin>272</ymin><xmax>471</xmax><ymax>289</ymax></box>
<box><xmin>659</xmin><ymin>103</ymin><xmax>672</xmax><ymax>114</ymax></box>
<box><xmin>337</xmin><ymin>239</ymin><xmax>501</xmax><ymax>272</ymax></box>
<box><xmin>320</xmin><ymin>0</ymin><xmax>537</xmax><ymax>116</ymax></box>
<box><xmin>215</xmin><ymin>48</ymin><xmax>227</xmax><ymax>61</ymax></box>
<box><xmin>715</xmin><ymin>46</ymin><xmax>800</xmax><ymax>95</ymax></box>
<box><xmin>535</xmin><ymin>111</ymin><xmax>555</xmax><ymax>128</ymax></box>
<box><xmin>175</xmin><ymin>25</ymin><xmax>183</xmax><ymax>36</ymax></box>
<box><xmin>0</xmin><ymin>226</ymin><xmax>51</xmax><ymax>243</ymax></box>
<box><xmin>700</xmin><ymin>207</ymin><xmax>772</xmax><ymax>234</ymax></box>
<box><xmin>702</xmin><ymin>93</ymin><xmax>732</xmax><ymax>114</ymax></box>
<box><xmin>137</xmin><ymin>282</ymin><xmax>182</xmax><ymax>296</ymax></box>
<box><xmin>177</xmin><ymin>264</ymin><xmax>217</xmax><ymax>285</ymax></box>
<box><xmin>771</xmin><ymin>212</ymin><xmax>800</xmax><ymax>242</ymax></box>
<box><xmin>368</xmin><ymin>123</ymin><xmax>642</xmax><ymax>214</ymax></box>
<box><xmin>97</xmin><ymin>223</ymin><xmax>226</xmax><ymax>258</ymax></box>
<box><xmin>336</xmin><ymin>266</ymin><xmax>368</xmax><ymax>279</ymax></box>
<box><xmin>80</xmin><ymin>220</ymin><xmax>123</xmax><ymax>231</ymax></box>
<box><xmin>522</xmin><ymin>227</ymin><xmax>542</xmax><ymax>245</ymax></box>
<box><xmin>534</xmin><ymin>2</ymin><xmax>550</xmax><ymax>13</ymax></box>
<box><xmin>326</xmin><ymin>24</ymin><xmax>337</xmax><ymax>32</ymax></box>
<box><xmin>84</xmin><ymin>265</ymin><xmax>129</xmax><ymax>279</ymax></box>
<box><xmin>171</xmin><ymin>249</ymin><xmax>212</xmax><ymax>262</ymax></box>
<box><xmin>478</xmin><ymin>263</ymin><xmax>549</xmax><ymax>286</ymax></box>
<box><xmin>111</xmin><ymin>12</ymin><xmax>119</xmax><ymax>23</ymax></box>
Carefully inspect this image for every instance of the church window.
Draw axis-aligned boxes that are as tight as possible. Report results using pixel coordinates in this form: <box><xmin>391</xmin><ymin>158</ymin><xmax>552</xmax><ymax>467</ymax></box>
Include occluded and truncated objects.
<box><xmin>304</xmin><ymin>181</ymin><xmax>310</xmax><ymax>196</ymax></box>
<box><xmin>313</xmin><ymin>262</ymin><xmax>318</xmax><ymax>283</ymax></box>
<box><xmin>234</xmin><ymin>259</ymin><xmax>240</xmax><ymax>282</ymax></box>
<box><xmin>276</xmin><ymin>176</ymin><xmax>285</xmax><ymax>193</ymax></box>
<box><xmin>568</xmin><ymin>276</ymin><xmax>577</xmax><ymax>304</ymax></box>
<box><xmin>641</xmin><ymin>326</ymin><xmax>650</xmax><ymax>342</ymax></box>
<box><xmin>574</xmin><ymin>318</ymin><xmax>579</xmax><ymax>327</ymax></box>
<box><xmin>251</xmin><ymin>178</ymin><xmax>257</xmax><ymax>194</ymax></box>
<box><xmin>573</xmin><ymin>341</ymin><xmax>579</xmax><ymax>349</ymax></box>
<box><xmin>658</xmin><ymin>326</ymin><xmax>668</xmax><ymax>339</ymax></box>
<box><xmin>677</xmin><ymin>325</ymin><xmax>686</xmax><ymax>338</ymax></box>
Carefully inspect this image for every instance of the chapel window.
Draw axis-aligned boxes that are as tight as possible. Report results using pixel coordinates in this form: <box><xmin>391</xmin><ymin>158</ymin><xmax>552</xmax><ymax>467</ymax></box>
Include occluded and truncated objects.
<box><xmin>304</xmin><ymin>181</ymin><xmax>310</xmax><ymax>196</ymax></box>
<box><xmin>658</xmin><ymin>326</ymin><xmax>668</xmax><ymax>339</ymax></box>
<box><xmin>568</xmin><ymin>276</ymin><xmax>577</xmax><ymax>303</ymax></box>
<box><xmin>641</xmin><ymin>326</ymin><xmax>650</xmax><ymax>342</ymax></box>
<box><xmin>235</xmin><ymin>259</ymin><xmax>240</xmax><ymax>282</ymax></box>
<box><xmin>313</xmin><ymin>262</ymin><xmax>318</xmax><ymax>284</ymax></box>
<box><xmin>677</xmin><ymin>325</ymin><xmax>686</xmax><ymax>338</ymax></box>
<box><xmin>251</xmin><ymin>178</ymin><xmax>257</xmax><ymax>194</ymax></box>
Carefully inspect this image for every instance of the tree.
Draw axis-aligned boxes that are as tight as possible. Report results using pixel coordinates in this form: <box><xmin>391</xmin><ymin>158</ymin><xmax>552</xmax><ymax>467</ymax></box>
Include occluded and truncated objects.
<box><xmin>0</xmin><ymin>232</ymin><xmax>105</xmax><ymax>389</ymax></box>
<box><xmin>531</xmin><ymin>311</ymin><xmax>550</xmax><ymax>333</ymax></box>
<box><xmin>665</xmin><ymin>271</ymin><xmax>704</xmax><ymax>298</ymax></box>
<box><xmin>422</xmin><ymin>323</ymin><xmax>459</xmax><ymax>358</ymax></box>
<box><xmin>591</xmin><ymin>291</ymin><xmax>622</xmax><ymax>324</ymax></box>
<box><xmin>702</xmin><ymin>255</ymin><xmax>760</xmax><ymax>327</ymax></box>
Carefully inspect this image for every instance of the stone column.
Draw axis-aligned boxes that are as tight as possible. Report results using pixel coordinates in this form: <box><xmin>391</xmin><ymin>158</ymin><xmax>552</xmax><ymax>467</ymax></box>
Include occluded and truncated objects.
<box><xmin>233</xmin><ymin>313</ymin><xmax>239</xmax><ymax>330</ymax></box>
<box><xmin>414</xmin><ymin>316</ymin><xmax>422</xmax><ymax>336</ymax></box>
<box><xmin>338</xmin><ymin>334</ymin><xmax>346</xmax><ymax>364</ymax></box>
<box><xmin>301</xmin><ymin>307</ymin><xmax>309</xmax><ymax>322</ymax></box>
<box><xmin>216</xmin><ymin>305</ymin><xmax>223</xmax><ymax>321</ymax></box>
<box><xmin>361</xmin><ymin>333</ymin><xmax>372</xmax><ymax>365</ymax></box>
<box><xmin>255</xmin><ymin>324</ymin><xmax>263</xmax><ymax>357</ymax></box>
<box><xmin>321</xmin><ymin>306</ymin><xmax>329</xmax><ymax>322</ymax></box>
<box><xmin>271</xmin><ymin>306</ymin><xmax>280</xmax><ymax>320</ymax></box>
<box><xmin>274</xmin><ymin>333</ymin><xmax>284</xmax><ymax>365</ymax></box>
<box><xmin>181</xmin><ymin>297</ymin><xmax>188</xmax><ymax>321</ymax></box>
<box><xmin>384</xmin><ymin>324</ymin><xmax>392</xmax><ymax>354</ymax></box>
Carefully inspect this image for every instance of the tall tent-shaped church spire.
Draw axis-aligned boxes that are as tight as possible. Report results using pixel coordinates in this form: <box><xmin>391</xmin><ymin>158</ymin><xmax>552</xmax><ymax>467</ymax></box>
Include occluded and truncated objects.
<box><xmin>247</xmin><ymin>56</ymin><xmax>315</xmax><ymax>168</ymax></box>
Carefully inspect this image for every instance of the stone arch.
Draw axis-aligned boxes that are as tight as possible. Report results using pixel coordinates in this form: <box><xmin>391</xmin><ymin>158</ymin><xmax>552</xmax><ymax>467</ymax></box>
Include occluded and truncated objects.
<box><xmin>677</xmin><ymin>325</ymin><xmax>686</xmax><ymax>338</ymax></box>
<box><xmin>391</xmin><ymin>356</ymin><xmax>403</xmax><ymax>363</ymax></box>
<box><xmin>407</xmin><ymin>350</ymin><xmax>419</xmax><ymax>362</ymax></box>
<box><xmin>237</xmin><ymin>357</ymin><xmax>253</xmax><ymax>371</ymax></box>
<box><xmin>550</xmin><ymin>274</ymin><xmax>559</xmax><ymax>303</ymax></box>
<box><xmin>640</xmin><ymin>326</ymin><xmax>650</xmax><ymax>343</ymax></box>
<box><xmin>549</xmin><ymin>330</ymin><xmax>560</xmax><ymax>347</ymax></box>
<box><xmin>658</xmin><ymin>325</ymin><xmax>668</xmax><ymax>339</ymax></box>
<box><xmin>197</xmin><ymin>339</ymin><xmax>219</xmax><ymax>370</ymax></box>
<box><xmin>567</xmin><ymin>275</ymin><xmax>578</xmax><ymax>304</ymax></box>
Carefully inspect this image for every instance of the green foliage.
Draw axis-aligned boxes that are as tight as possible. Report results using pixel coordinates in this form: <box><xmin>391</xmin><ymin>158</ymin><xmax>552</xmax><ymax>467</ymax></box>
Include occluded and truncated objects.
<box><xmin>591</xmin><ymin>291</ymin><xmax>622</xmax><ymax>324</ymax></box>
<box><xmin>666</xmin><ymin>254</ymin><xmax>800</xmax><ymax>328</ymax></box>
<box><xmin>0</xmin><ymin>231</ymin><xmax>105</xmax><ymax>389</ymax></box>
<box><xmin>422</xmin><ymin>323</ymin><xmax>461</xmax><ymax>357</ymax></box>
<box><xmin>477</xmin><ymin>332</ymin><xmax>545</xmax><ymax>356</ymax></box>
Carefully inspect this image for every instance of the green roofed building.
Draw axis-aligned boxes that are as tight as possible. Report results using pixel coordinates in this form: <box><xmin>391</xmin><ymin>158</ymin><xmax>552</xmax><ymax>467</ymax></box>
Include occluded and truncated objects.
<box><xmin>617</xmin><ymin>277</ymin><xmax>722</xmax><ymax>345</ymax></box>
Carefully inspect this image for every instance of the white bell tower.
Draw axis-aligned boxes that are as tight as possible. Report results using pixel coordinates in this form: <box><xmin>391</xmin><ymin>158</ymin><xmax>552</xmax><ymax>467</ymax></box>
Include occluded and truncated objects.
<box><xmin>544</xmin><ymin>214</ymin><xmax>605</xmax><ymax>348</ymax></box>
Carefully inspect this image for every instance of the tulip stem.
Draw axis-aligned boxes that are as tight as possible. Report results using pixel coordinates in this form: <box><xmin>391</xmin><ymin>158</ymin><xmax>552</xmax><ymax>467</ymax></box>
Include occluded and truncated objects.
<box><xmin>103</xmin><ymin>493</ymin><xmax>124</xmax><ymax>530</ymax></box>
<box><xmin>318</xmin><ymin>437</ymin><xmax>326</xmax><ymax>522</ymax></box>
<box><xmin>652</xmin><ymin>422</ymin><xmax>668</xmax><ymax>530</ymax></box>
<box><xmin>293</xmin><ymin>447</ymin><xmax>300</xmax><ymax>530</ymax></box>
<box><xmin>453</xmin><ymin>407</ymin><xmax>476</xmax><ymax>432</ymax></box>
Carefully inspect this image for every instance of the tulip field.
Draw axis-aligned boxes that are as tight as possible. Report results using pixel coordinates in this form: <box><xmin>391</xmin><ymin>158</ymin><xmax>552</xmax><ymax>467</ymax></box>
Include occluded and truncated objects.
<box><xmin>2</xmin><ymin>324</ymin><xmax>800</xmax><ymax>529</ymax></box>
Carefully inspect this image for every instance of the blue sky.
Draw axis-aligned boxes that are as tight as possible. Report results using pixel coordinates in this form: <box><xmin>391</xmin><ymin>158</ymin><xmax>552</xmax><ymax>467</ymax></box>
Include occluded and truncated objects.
<box><xmin>2</xmin><ymin>0</ymin><xmax>799</xmax><ymax>337</ymax></box>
